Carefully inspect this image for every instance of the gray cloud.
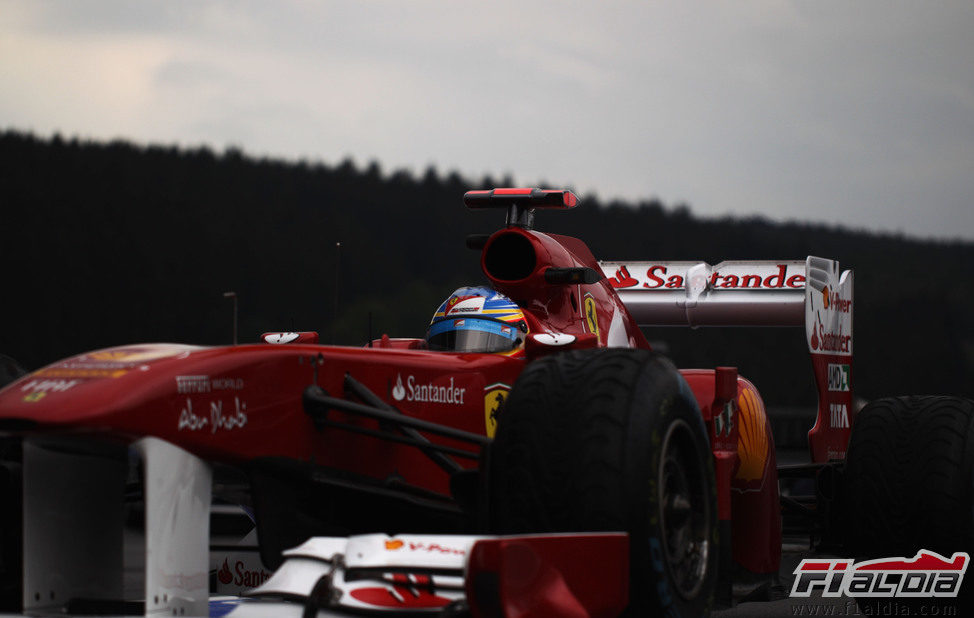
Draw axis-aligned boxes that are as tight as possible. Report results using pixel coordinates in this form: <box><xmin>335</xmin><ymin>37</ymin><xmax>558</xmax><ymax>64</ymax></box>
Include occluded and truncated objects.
<box><xmin>1</xmin><ymin>0</ymin><xmax>972</xmax><ymax>240</ymax></box>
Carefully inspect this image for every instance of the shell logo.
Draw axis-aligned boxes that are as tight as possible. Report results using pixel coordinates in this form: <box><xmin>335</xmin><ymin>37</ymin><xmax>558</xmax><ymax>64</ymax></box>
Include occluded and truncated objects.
<box><xmin>385</xmin><ymin>540</ymin><xmax>404</xmax><ymax>551</ymax></box>
<box><xmin>86</xmin><ymin>346</ymin><xmax>188</xmax><ymax>363</ymax></box>
<box><xmin>734</xmin><ymin>385</ymin><xmax>770</xmax><ymax>482</ymax></box>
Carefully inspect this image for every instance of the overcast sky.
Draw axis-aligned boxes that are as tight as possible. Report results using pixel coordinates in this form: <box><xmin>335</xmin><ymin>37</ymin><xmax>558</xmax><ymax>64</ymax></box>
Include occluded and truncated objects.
<box><xmin>2</xmin><ymin>1</ymin><xmax>972</xmax><ymax>241</ymax></box>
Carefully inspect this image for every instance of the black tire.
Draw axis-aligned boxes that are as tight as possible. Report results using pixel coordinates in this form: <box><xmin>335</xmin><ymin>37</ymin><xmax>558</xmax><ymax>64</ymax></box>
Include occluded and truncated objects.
<box><xmin>845</xmin><ymin>396</ymin><xmax>974</xmax><ymax>607</ymax></box>
<box><xmin>488</xmin><ymin>348</ymin><xmax>717</xmax><ymax>616</ymax></box>
<box><xmin>846</xmin><ymin>396</ymin><xmax>974</xmax><ymax>556</ymax></box>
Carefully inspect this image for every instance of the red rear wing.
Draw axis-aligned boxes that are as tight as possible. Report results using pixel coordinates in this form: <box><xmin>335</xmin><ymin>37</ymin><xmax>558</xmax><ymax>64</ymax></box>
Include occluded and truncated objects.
<box><xmin>600</xmin><ymin>256</ymin><xmax>854</xmax><ymax>462</ymax></box>
<box><xmin>463</xmin><ymin>188</ymin><xmax>578</xmax><ymax>209</ymax></box>
<box><xmin>464</xmin><ymin>188</ymin><xmax>577</xmax><ymax>229</ymax></box>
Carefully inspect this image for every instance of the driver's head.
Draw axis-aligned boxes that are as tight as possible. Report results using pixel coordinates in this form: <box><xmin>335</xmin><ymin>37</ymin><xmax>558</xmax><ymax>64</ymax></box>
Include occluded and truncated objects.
<box><xmin>426</xmin><ymin>287</ymin><xmax>528</xmax><ymax>357</ymax></box>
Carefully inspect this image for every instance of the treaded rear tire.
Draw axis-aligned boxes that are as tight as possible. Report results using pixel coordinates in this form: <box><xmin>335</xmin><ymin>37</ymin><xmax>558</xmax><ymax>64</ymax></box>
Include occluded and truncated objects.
<box><xmin>488</xmin><ymin>348</ymin><xmax>717</xmax><ymax>616</ymax></box>
<box><xmin>845</xmin><ymin>396</ymin><xmax>974</xmax><ymax>607</ymax></box>
<box><xmin>846</xmin><ymin>396</ymin><xmax>974</xmax><ymax>556</ymax></box>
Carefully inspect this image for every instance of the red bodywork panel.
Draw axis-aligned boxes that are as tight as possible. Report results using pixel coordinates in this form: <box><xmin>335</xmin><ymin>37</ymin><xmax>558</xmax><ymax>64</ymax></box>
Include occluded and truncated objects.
<box><xmin>466</xmin><ymin>534</ymin><xmax>629</xmax><ymax>618</ymax></box>
<box><xmin>0</xmin><ymin>343</ymin><xmax>522</xmax><ymax>496</ymax></box>
<box><xmin>808</xmin><ymin>352</ymin><xmax>854</xmax><ymax>462</ymax></box>
<box><xmin>482</xmin><ymin>227</ymin><xmax>649</xmax><ymax>350</ymax></box>
<box><xmin>682</xmin><ymin>369</ymin><xmax>782</xmax><ymax>576</ymax></box>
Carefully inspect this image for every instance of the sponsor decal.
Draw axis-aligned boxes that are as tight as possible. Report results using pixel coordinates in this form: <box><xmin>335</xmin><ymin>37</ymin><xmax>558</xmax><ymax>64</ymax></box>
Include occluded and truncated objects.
<box><xmin>349</xmin><ymin>574</ymin><xmax>452</xmax><ymax>609</ymax></box>
<box><xmin>822</xmin><ymin>285</ymin><xmax>852</xmax><ymax>313</ymax></box>
<box><xmin>815</xmin><ymin>327</ymin><xmax>851</xmax><ymax>353</ymax></box>
<box><xmin>805</xmin><ymin>260</ymin><xmax>853</xmax><ymax>360</ymax></box>
<box><xmin>175</xmin><ymin>375</ymin><xmax>244</xmax><ymax>394</ymax></box>
<box><xmin>631</xmin><ymin>264</ymin><xmax>805</xmax><ymax>290</ymax></box>
<box><xmin>176</xmin><ymin>375</ymin><xmax>210</xmax><ymax>394</ymax></box>
<box><xmin>445</xmin><ymin>296</ymin><xmax>485</xmax><ymax>316</ymax></box>
<box><xmin>583</xmin><ymin>293</ymin><xmax>600</xmax><ymax>339</ymax></box>
<box><xmin>391</xmin><ymin>374</ymin><xmax>466</xmax><ymax>406</ymax></box>
<box><xmin>484</xmin><ymin>383</ymin><xmax>511</xmax><ymax>438</ymax></box>
<box><xmin>827</xmin><ymin>364</ymin><xmax>850</xmax><ymax>392</ymax></box>
<box><xmin>608</xmin><ymin>265</ymin><xmax>639</xmax><ymax>289</ymax></box>
<box><xmin>86</xmin><ymin>347</ymin><xmax>187</xmax><ymax>363</ymax></box>
<box><xmin>383</xmin><ymin>540</ymin><xmax>466</xmax><ymax>556</ymax></box>
<box><xmin>178</xmin><ymin>399</ymin><xmax>207</xmax><ymax>431</ymax></box>
<box><xmin>216</xmin><ymin>557</ymin><xmax>271</xmax><ymax>589</ymax></box>
<box><xmin>644</xmin><ymin>265</ymin><xmax>686</xmax><ymax>290</ymax></box>
<box><xmin>34</xmin><ymin>367</ymin><xmax>128</xmax><ymax>379</ymax></box>
<box><xmin>791</xmin><ymin>550</ymin><xmax>969</xmax><ymax>598</ymax></box>
<box><xmin>45</xmin><ymin>361</ymin><xmax>142</xmax><ymax>372</ymax></box>
<box><xmin>213</xmin><ymin>377</ymin><xmax>244</xmax><ymax>390</ymax></box>
<box><xmin>715</xmin><ymin>401</ymin><xmax>735</xmax><ymax>438</ymax></box>
<box><xmin>829</xmin><ymin>403</ymin><xmax>850</xmax><ymax>428</ymax></box>
<box><xmin>392</xmin><ymin>375</ymin><xmax>406</xmax><ymax>401</ymax></box>
<box><xmin>811</xmin><ymin>313</ymin><xmax>851</xmax><ymax>353</ymax></box>
<box><xmin>21</xmin><ymin>379</ymin><xmax>79</xmax><ymax>393</ymax></box>
<box><xmin>178</xmin><ymin>397</ymin><xmax>248</xmax><ymax>433</ymax></box>
<box><xmin>21</xmin><ymin>378</ymin><xmax>79</xmax><ymax>401</ymax></box>
<box><xmin>735</xmin><ymin>386</ymin><xmax>770</xmax><ymax>484</ymax></box>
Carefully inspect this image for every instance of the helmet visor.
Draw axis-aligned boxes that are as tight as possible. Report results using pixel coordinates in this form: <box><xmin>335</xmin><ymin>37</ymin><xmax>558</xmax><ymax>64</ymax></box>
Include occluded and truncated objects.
<box><xmin>426</xmin><ymin>317</ymin><xmax>522</xmax><ymax>353</ymax></box>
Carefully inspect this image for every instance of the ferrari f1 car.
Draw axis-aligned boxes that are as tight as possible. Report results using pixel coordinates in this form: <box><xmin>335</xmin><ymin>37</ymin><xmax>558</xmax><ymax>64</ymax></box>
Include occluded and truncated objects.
<box><xmin>0</xmin><ymin>188</ymin><xmax>972</xmax><ymax>617</ymax></box>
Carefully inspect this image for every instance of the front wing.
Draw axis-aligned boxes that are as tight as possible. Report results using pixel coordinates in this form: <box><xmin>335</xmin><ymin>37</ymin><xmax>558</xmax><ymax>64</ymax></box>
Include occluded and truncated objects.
<box><xmin>226</xmin><ymin>532</ymin><xmax>630</xmax><ymax>618</ymax></box>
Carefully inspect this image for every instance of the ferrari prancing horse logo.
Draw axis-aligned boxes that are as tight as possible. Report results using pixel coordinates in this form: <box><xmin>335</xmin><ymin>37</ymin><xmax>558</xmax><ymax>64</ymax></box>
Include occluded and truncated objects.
<box><xmin>484</xmin><ymin>383</ymin><xmax>510</xmax><ymax>438</ymax></box>
<box><xmin>583</xmin><ymin>294</ymin><xmax>600</xmax><ymax>340</ymax></box>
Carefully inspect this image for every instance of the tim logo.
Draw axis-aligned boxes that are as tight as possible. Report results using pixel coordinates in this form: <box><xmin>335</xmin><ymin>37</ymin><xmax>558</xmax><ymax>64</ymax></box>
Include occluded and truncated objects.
<box><xmin>791</xmin><ymin>550</ymin><xmax>969</xmax><ymax>598</ymax></box>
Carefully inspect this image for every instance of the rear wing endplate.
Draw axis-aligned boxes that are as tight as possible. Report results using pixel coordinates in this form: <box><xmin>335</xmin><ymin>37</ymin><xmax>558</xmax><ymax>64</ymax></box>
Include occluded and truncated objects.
<box><xmin>600</xmin><ymin>257</ymin><xmax>854</xmax><ymax>462</ymax></box>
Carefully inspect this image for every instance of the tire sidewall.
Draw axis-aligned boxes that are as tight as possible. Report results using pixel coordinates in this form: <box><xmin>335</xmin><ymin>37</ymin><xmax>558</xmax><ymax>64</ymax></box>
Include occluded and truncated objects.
<box><xmin>624</xmin><ymin>355</ymin><xmax>717</xmax><ymax>617</ymax></box>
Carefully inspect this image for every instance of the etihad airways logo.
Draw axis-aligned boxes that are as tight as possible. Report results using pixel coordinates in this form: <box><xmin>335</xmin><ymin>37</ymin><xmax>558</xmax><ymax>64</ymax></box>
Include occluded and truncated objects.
<box><xmin>392</xmin><ymin>374</ymin><xmax>466</xmax><ymax>405</ymax></box>
<box><xmin>791</xmin><ymin>550</ymin><xmax>969</xmax><ymax>598</ymax></box>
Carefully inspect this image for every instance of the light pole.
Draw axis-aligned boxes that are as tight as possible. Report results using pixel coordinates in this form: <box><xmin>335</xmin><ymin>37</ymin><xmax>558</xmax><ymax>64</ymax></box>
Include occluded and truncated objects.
<box><xmin>223</xmin><ymin>291</ymin><xmax>238</xmax><ymax>345</ymax></box>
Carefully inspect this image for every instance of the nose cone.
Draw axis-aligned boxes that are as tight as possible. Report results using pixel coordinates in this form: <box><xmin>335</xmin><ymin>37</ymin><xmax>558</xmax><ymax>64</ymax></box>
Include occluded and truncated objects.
<box><xmin>0</xmin><ymin>344</ymin><xmax>204</xmax><ymax>430</ymax></box>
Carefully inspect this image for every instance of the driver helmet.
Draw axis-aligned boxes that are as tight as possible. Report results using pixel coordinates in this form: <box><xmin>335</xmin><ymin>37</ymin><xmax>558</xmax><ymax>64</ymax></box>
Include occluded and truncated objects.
<box><xmin>426</xmin><ymin>286</ymin><xmax>528</xmax><ymax>356</ymax></box>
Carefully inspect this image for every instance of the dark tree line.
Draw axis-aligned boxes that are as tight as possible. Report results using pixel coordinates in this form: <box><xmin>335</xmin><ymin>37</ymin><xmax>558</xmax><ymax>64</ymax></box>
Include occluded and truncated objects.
<box><xmin>1</xmin><ymin>130</ymin><xmax>971</xmax><ymax>404</ymax></box>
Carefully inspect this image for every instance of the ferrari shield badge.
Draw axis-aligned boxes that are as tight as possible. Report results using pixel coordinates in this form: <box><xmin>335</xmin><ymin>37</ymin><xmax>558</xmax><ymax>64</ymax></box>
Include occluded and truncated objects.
<box><xmin>483</xmin><ymin>383</ymin><xmax>510</xmax><ymax>438</ymax></box>
<box><xmin>583</xmin><ymin>293</ymin><xmax>600</xmax><ymax>340</ymax></box>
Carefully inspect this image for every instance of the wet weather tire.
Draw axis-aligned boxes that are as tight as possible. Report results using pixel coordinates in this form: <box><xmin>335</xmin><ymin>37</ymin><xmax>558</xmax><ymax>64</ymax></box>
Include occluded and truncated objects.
<box><xmin>488</xmin><ymin>348</ymin><xmax>717</xmax><ymax>616</ymax></box>
<box><xmin>845</xmin><ymin>396</ymin><xmax>974</xmax><ymax>557</ymax></box>
<box><xmin>845</xmin><ymin>396</ymin><xmax>974</xmax><ymax>608</ymax></box>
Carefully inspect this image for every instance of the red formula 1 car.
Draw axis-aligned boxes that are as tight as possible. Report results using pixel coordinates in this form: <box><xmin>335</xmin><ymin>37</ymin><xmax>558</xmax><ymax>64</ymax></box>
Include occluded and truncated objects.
<box><xmin>0</xmin><ymin>188</ymin><xmax>971</xmax><ymax>617</ymax></box>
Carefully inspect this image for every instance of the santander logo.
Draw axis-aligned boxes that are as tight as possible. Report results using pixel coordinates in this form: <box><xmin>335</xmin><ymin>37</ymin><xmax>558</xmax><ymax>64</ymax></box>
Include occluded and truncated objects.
<box><xmin>218</xmin><ymin>558</ymin><xmax>233</xmax><ymax>585</ymax></box>
<box><xmin>392</xmin><ymin>375</ymin><xmax>406</xmax><ymax>401</ymax></box>
<box><xmin>391</xmin><ymin>374</ymin><xmax>466</xmax><ymax>405</ymax></box>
